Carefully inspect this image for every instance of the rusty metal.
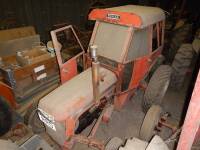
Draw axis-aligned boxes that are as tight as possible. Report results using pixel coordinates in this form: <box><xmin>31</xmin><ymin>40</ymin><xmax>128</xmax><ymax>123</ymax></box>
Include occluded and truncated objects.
<box><xmin>90</xmin><ymin>45</ymin><xmax>100</xmax><ymax>105</ymax></box>
<box><xmin>160</xmin><ymin>114</ymin><xmax>177</xmax><ymax>133</ymax></box>
<box><xmin>89</xmin><ymin>107</ymin><xmax>105</xmax><ymax>138</ymax></box>
<box><xmin>10</xmin><ymin>123</ymin><xmax>28</xmax><ymax>137</ymax></box>
<box><xmin>38</xmin><ymin>5</ymin><xmax>167</xmax><ymax>149</ymax></box>
<box><xmin>51</xmin><ymin>25</ymin><xmax>85</xmax><ymax>84</ymax></box>
<box><xmin>156</xmin><ymin>113</ymin><xmax>178</xmax><ymax>133</ymax></box>
<box><xmin>102</xmin><ymin>105</ymin><xmax>114</xmax><ymax>123</ymax></box>
<box><xmin>88</xmin><ymin>6</ymin><xmax>165</xmax><ymax>108</ymax></box>
<box><xmin>158</xmin><ymin>121</ymin><xmax>177</xmax><ymax>133</ymax></box>
<box><xmin>6</xmin><ymin>123</ymin><xmax>30</xmax><ymax>140</ymax></box>
<box><xmin>73</xmin><ymin>135</ymin><xmax>105</xmax><ymax>150</ymax></box>
<box><xmin>91</xmin><ymin>61</ymin><xmax>100</xmax><ymax>104</ymax></box>
<box><xmin>71</xmin><ymin>108</ymin><xmax>107</xmax><ymax>150</ymax></box>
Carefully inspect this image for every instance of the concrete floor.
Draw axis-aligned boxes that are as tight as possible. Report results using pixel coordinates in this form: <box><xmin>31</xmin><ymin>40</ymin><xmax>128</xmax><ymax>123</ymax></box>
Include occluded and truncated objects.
<box><xmin>73</xmin><ymin>82</ymin><xmax>189</xmax><ymax>150</ymax></box>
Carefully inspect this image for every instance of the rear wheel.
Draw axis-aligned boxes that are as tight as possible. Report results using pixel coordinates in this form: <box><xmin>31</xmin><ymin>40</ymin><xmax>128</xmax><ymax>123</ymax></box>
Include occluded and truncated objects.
<box><xmin>0</xmin><ymin>96</ymin><xmax>12</xmax><ymax>136</ymax></box>
<box><xmin>105</xmin><ymin>137</ymin><xmax>123</xmax><ymax>150</ymax></box>
<box><xmin>166</xmin><ymin>24</ymin><xmax>192</xmax><ymax>62</ymax></box>
<box><xmin>139</xmin><ymin>105</ymin><xmax>162</xmax><ymax>141</ymax></box>
<box><xmin>142</xmin><ymin>65</ymin><xmax>172</xmax><ymax>112</ymax></box>
<box><xmin>171</xmin><ymin>44</ymin><xmax>194</xmax><ymax>90</ymax></box>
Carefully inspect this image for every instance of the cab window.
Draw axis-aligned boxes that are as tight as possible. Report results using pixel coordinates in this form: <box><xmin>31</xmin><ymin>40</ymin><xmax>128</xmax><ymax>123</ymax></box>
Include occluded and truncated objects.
<box><xmin>152</xmin><ymin>21</ymin><xmax>163</xmax><ymax>51</ymax></box>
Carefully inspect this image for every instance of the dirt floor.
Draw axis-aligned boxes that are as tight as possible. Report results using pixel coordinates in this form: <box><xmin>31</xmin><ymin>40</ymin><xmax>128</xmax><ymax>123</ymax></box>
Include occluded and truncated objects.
<box><xmin>72</xmin><ymin>81</ymin><xmax>189</xmax><ymax>150</ymax></box>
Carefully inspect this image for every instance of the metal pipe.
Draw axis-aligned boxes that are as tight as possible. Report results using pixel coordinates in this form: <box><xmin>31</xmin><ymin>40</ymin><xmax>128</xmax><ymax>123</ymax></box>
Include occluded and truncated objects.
<box><xmin>90</xmin><ymin>45</ymin><xmax>100</xmax><ymax>105</ymax></box>
<box><xmin>90</xmin><ymin>45</ymin><xmax>98</xmax><ymax>62</ymax></box>
<box><xmin>159</xmin><ymin>121</ymin><xmax>177</xmax><ymax>133</ymax></box>
<box><xmin>89</xmin><ymin>108</ymin><xmax>106</xmax><ymax>138</ymax></box>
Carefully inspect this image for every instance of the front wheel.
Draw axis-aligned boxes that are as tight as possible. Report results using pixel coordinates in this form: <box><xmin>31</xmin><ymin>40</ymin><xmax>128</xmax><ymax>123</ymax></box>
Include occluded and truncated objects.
<box><xmin>139</xmin><ymin>105</ymin><xmax>162</xmax><ymax>141</ymax></box>
<box><xmin>24</xmin><ymin>102</ymin><xmax>45</xmax><ymax>133</ymax></box>
<box><xmin>105</xmin><ymin>137</ymin><xmax>123</xmax><ymax>150</ymax></box>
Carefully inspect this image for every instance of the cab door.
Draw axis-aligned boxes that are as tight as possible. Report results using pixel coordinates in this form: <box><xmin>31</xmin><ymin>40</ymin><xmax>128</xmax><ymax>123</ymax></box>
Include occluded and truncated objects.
<box><xmin>51</xmin><ymin>25</ymin><xmax>85</xmax><ymax>84</ymax></box>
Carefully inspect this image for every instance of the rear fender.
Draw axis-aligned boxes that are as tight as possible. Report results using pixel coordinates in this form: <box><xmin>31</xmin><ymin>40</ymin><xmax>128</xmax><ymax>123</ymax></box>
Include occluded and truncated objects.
<box><xmin>114</xmin><ymin>55</ymin><xmax>150</xmax><ymax>109</ymax></box>
<box><xmin>114</xmin><ymin>49</ymin><xmax>162</xmax><ymax>109</ymax></box>
<box><xmin>143</xmin><ymin>50</ymin><xmax>164</xmax><ymax>83</ymax></box>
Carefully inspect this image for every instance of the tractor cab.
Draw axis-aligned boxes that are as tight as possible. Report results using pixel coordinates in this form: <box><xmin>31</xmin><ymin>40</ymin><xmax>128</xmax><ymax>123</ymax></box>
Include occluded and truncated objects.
<box><xmin>38</xmin><ymin>5</ymin><xmax>165</xmax><ymax>149</ymax></box>
<box><xmin>89</xmin><ymin>5</ymin><xmax>165</xmax><ymax>64</ymax></box>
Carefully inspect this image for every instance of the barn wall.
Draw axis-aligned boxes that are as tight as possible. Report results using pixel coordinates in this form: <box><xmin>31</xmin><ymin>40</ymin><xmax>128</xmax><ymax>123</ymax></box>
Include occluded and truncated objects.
<box><xmin>0</xmin><ymin>0</ymin><xmax>138</xmax><ymax>42</ymax></box>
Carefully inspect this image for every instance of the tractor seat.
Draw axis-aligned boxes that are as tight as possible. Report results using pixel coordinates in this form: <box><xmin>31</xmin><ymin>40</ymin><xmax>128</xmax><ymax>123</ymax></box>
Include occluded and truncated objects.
<box><xmin>38</xmin><ymin>67</ymin><xmax>117</xmax><ymax>121</ymax></box>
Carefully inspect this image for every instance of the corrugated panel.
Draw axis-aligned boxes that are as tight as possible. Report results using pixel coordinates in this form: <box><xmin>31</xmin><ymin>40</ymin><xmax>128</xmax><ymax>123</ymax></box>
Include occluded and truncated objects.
<box><xmin>0</xmin><ymin>0</ymin><xmax>137</xmax><ymax>41</ymax></box>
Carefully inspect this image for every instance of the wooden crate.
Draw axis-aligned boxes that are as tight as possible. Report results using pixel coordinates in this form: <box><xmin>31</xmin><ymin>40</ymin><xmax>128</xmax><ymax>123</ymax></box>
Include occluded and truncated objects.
<box><xmin>16</xmin><ymin>48</ymin><xmax>51</xmax><ymax>66</ymax></box>
<box><xmin>0</xmin><ymin>26</ymin><xmax>36</xmax><ymax>42</ymax></box>
<box><xmin>0</xmin><ymin>48</ymin><xmax>60</xmax><ymax>102</ymax></box>
<box><xmin>0</xmin><ymin>26</ymin><xmax>40</xmax><ymax>57</ymax></box>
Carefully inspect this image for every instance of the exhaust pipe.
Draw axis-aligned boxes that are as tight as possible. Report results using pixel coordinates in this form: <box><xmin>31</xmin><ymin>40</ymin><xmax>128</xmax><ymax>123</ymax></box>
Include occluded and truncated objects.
<box><xmin>90</xmin><ymin>45</ymin><xmax>100</xmax><ymax>105</ymax></box>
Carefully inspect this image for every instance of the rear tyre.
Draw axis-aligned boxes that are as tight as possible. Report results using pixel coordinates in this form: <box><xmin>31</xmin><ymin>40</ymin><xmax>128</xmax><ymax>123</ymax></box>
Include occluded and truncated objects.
<box><xmin>171</xmin><ymin>44</ymin><xmax>194</xmax><ymax>90</ymax></box>
<box><xmin>142</xmin><ymin>65</ymin><xmax>172</xmax><ymax>112</ymax></box>
<box><xmin>0</xmin><ymin>96</ymin><xmax>12</xmax><ymax>136</ymax></box>
<box><xmin>105</xmin><ymin>137</ymin><xmax>123</xmax><ymax>150</ymax></box>
<box><xmin>166</xmin><ymin>24</ymin><xmax>192</xmax><ymax>62</ymax></box>
<box><xmin>139</xmin><ymin>105</ymin><xmax>162</xmax><ymax>141</ymax></box>
<box><xmin>24</xmin><ymin>102</ymin><xmax>45</xmax><ymax>133</ymax></box>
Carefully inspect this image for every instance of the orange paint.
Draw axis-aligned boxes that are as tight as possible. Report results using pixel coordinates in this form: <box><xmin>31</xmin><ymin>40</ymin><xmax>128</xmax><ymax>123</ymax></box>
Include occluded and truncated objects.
<box><xmin>114</xmin><ymin>55</ymin><xmax>150</xmax><ymax>109</ymax></box>
<box><xmin>66</xmin><ymin>117</ymin><xmax>76</xmax><ymax>137</ymax></box>
<box><xmin>73</xmin><ymin>97</ymin><xmax>86</xmax><ymax>110</ymax></box>
<box><xmin>130</xmin><ymin>56</ymin><xmax>150</xmax><ymax>88</ymax></box>
<box><xmin>0</xmin><ymin>82</ymin><xmax>17</xmax><ymax>108</ymax></box>
<box><xmin>114</xmin><ymin>93</ymin><xmax>129</xmax><ymax>110</ymax></box>
<box><xmin>114</xmin><ymin>50</ymin><xmax>161</xmax><ymax>109</ymax></box>
<box><xmin>60</xmin><ymin>59</ymin><xmax>77</xmax><ymax>84</ymax></box>
<box><xmin>89</xmin><ymin>9</ymin><xmax>142</xmax><ymax>27</ymax></box>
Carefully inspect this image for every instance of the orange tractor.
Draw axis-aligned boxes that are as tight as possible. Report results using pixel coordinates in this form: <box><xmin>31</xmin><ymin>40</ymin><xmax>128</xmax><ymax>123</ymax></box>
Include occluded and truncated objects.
<box><xmin>37</xmin><ymin>5</ymin><xmax>172</xmax><ymax>149</ymax></box>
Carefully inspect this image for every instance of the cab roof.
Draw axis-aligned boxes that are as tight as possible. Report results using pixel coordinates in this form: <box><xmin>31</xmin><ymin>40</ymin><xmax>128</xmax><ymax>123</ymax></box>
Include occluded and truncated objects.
<box><xmin>89</xmin><ymin>5</ymin><xmax>165</xmax><ymax>28</ymax></box>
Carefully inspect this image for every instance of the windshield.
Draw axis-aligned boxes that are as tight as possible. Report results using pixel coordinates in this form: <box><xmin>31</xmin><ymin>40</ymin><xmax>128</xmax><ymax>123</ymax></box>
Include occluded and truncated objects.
<box><xmin>93</xmin><ymin>21</ymin><xmax>129</xmax><ymax>63</ymax></box>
